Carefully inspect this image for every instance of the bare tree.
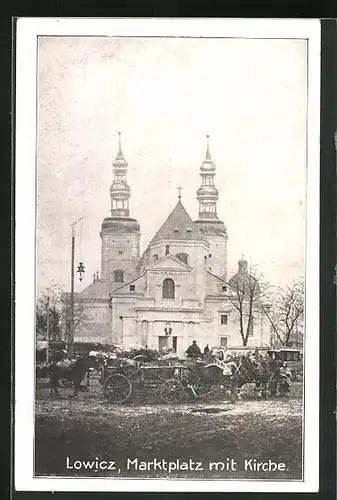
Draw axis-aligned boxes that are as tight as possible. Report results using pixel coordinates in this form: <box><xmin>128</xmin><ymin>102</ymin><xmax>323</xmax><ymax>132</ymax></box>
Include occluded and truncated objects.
<box><xmin>60</xmin><ymin>293</ymin><xmax>88</xmax><ymax>343</ymax></box>
<box><xmin>36</xmin><ymin>286</ymin><xmax>63</xmax><ymax>341</ymax></box>
<box><xmin>227</xmin><ymin>265</ymin><xmax>270</xmax><ymax>347</ymax></box>
<box><xmin>268</xmin><ymin>278</ymin><xmax>304</xmax><ymax>347</ymax></box>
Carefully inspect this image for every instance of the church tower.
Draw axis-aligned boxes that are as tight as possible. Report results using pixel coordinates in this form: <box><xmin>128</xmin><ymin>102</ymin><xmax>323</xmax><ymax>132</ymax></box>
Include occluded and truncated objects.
<box><xmin>100</xmin><ymin>133</ymin><xmax>140</xmax><ymax>285</ymax></box>
<box><xmin>194</xmin><ymin>135</ymin><xmax>228</xmax><ymax>279</ymax></box>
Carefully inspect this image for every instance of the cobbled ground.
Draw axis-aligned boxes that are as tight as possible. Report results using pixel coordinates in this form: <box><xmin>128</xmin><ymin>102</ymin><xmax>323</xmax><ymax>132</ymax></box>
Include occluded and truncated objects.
<box><xmin>35</xmin><ymin>381</ymin><xmax>303</xmax><ymax>480</ymax></box>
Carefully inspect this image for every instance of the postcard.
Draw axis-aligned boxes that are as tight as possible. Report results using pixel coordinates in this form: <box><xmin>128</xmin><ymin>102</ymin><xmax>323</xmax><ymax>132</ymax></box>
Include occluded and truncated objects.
<box><xmin>15</xmin><ymin>17</ymin><xmax>320</xmax><ymax>492</ymax></box>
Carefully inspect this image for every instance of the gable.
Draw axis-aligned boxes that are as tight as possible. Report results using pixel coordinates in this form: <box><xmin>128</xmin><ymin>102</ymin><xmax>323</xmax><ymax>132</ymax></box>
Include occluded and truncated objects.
<box><xmin>148</xmin><ymin>253</ymin><xmax>192</xmax><ymax>272</ymax></box>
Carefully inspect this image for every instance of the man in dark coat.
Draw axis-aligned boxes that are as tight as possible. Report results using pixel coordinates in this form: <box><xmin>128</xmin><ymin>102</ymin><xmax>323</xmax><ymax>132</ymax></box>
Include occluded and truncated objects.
<box><xmin>186</xmin><ymin>340</ymin><xmax>202</xmax><ymax>358</ymax></box>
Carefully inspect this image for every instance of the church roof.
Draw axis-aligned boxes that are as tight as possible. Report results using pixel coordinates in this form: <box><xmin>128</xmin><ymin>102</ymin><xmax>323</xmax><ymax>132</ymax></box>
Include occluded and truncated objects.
<box><xmin>150</xmin><ymin>200</ymin><xmax>204</xmax><ymax>244</ymax></box>
<box><xmin>112</xmin><ymin>272</ymin><xmax>146</xmax><ymax>294</ymax></box>
<box><xmin>195</xmin><ymin>219</ymin><xmax>227</xmax><ymax>237</ymax></box>
<box><xmin>77</xmin><ymin>280</ymin><xmax>118</xmax><ymax>299</ymax></box>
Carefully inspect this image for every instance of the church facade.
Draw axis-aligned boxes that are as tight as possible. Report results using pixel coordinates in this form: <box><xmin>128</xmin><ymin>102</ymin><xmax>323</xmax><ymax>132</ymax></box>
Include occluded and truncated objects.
<box><xmin>68</xmin><ymin>134</ymin><xmax>271</xmax><ymax>355</ymax></box>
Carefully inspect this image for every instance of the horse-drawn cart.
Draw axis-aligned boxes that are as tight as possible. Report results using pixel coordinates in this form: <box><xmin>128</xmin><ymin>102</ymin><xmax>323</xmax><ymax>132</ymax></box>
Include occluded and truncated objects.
<box><xmin>37</xmin><ymin>345</ymin><xmax>298</xmax><ymax>402</ymax></box>
<box><xmin>101</xmin><ymin>359</ymin><xmax>182</xmax><ymax>403</ymax></box>
<box><xmin>100</xmin><ymin>357</ymin><xmax>238</xmax><ymax>404</ymax></box>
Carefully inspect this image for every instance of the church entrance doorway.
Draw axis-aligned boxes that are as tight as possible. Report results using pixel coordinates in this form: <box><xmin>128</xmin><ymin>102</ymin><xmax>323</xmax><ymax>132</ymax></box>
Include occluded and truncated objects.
<box><xmin>158</xmin><ymin>336</ymin><xmax>168</xmax><ymax>353</ymax></box>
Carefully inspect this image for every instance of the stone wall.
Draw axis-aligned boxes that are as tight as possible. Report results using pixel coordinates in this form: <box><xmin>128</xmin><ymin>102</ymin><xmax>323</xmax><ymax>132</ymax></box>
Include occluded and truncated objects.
<box><xmin>203</xmin><ymin>298</ymin><xmax>270</xmax><ymax>348</ymax></box>
<box><xmin>204</xmin><ymin>234</ymin><xmax>228</xmax><ymax>279</ymax></box>
<box><xmin>74</xmin><ymin>300</ymin><xmax>112</xmax><ymax>344</ymax></box>
<box><xmin>101</xmin><ymin>231</ymin><xmax>140</xmax><ymax>283</ymax></box>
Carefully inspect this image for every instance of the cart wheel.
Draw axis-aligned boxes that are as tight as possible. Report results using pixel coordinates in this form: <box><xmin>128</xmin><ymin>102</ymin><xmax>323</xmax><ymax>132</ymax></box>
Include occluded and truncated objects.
<box><xmin>103</xmin><ymin>374</ymin><xmax>132</xmax><ymax>403</ymax></box>
<box><xmin>160</xmin><ymin>378</ymin><xmax>184</xmax><ymax>404</ymax></box>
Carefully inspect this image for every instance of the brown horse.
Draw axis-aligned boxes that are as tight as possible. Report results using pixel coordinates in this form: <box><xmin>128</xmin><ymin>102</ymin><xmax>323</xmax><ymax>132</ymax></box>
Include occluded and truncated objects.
<box><xmin>231</xmin><ymin>354</ymin><xmax>288</xmax><ymax>398</ymax></box>
<box><xmin>48</xmin><ymin>355</ymin><xmax>100</xmax><ymax>397</ymax></box>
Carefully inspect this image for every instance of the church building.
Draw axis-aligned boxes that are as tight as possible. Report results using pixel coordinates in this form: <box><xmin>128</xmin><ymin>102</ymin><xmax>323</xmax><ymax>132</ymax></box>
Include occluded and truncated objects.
<box><xmin>68</xmin><ymin>134</ymin><xmax>270</xmax><ymax>355</ymax></box>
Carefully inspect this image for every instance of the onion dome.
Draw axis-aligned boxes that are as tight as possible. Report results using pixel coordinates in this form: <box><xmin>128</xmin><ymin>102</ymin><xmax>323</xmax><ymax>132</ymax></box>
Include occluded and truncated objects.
<box><xmin>109</xmin><ymin>132</ymin><xmax>131</xmax><ymax>217</ymax></box>
<box><xmin>109</xmin><ymin>181</ymin><xmax>130</xmax><ymax>200</ymax></box>
<box><xmin>200</xmin><ymin>137</ymin><xmax>216</xmax><ymax>173</ymax></box>
<box><xmin>228</xmin><ymin>256</ymin><xmax>260</xmax><ymax>295</ymax></box>
<box><xmin>197</xmin><ymin>185</ymin><xmax>219</xmax><ymax>200</ymax></box>
<box><xmin>112</xmin><ymin>132</ymin><xmax>128</xmax><ymax>175</ymax></box>
<box><xmin>196</xmin><ymin>135</ymin><xmax>219</xmax><ymax>220</ymax></box>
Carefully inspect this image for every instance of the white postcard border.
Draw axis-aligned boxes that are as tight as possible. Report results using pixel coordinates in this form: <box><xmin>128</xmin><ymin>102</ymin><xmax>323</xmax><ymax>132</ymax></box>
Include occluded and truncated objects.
<box><xmin>15</xmin><ymin>17</ymin><xmax>321</xmax><ymax>492</ymax></box>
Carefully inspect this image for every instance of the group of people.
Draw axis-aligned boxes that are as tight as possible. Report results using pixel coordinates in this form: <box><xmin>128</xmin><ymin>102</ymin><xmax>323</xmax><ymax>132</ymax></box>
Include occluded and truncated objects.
<box><xmin>52</xmin><ymin>341</ymin><xmax>292</xmax><ymax>387</ymax></box>
<box><xmin>185</xmin><ymin>341</ymin><xmax>292</xmax><ymax>390</ymax></box>
<box><xmin>185</xmin><ymin>340</ymin><xmax>215</xmax><ymax>359</ymax></box>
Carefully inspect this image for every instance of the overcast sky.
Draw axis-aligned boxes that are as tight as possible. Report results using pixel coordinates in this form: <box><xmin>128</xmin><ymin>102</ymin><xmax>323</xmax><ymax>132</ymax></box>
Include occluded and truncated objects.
<box><xmin>36</xmin><ymin>36</ymin><xmax>307</xmax><ymax>294</ymax></box>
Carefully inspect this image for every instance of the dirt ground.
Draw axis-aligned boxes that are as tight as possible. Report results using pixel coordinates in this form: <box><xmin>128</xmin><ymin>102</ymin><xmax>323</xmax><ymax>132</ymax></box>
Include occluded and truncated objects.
<box><xmin>35</xmin><ymin>382</ymin><xmax>303</xmax><ymax>480</ymax></box>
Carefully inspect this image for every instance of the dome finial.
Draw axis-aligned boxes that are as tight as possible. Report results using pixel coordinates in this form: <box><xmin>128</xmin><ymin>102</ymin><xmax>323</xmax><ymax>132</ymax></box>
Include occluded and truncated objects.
<box><xmin>113</xmin><ymin>130</ymin><xmax>127</xmax><ymax>164</ymax></box>
<box><xmin>205</xmin><ymin>134</ymin><xmax>212</xmax><ymax>161</ymax></box>
<box><xmin>113</xmin><ymin>131</ymin><xmax>127</xmax><ymax>165</ymax></box>
<box><xmin>238</xmin><ymin>255</ymin><xmax>248</xmax><ymax>273</ymax></box>
<box><xmin>117</xmin><ymin>131</ymin><xmax>123</xmax><ymax>157</ymax></box>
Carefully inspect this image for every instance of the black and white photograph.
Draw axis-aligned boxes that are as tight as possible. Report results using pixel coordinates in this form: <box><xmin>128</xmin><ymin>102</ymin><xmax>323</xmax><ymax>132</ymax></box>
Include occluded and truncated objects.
<box><xmin>15</xmin><ymin>18</ymin><xmax>320</xmax><ymax>493</ymax></box>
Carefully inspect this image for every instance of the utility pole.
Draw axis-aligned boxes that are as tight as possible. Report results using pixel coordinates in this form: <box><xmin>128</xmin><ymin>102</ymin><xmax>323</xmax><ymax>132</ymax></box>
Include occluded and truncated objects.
<box><xmin>46</xmin><ymin>295</ymin><xmax>50</xmax><ymax>364</ymax></box>
<box><xmin>69</xmin><ymin>217</ymin><xmax>84</xmax><ymax>358</ymax></box>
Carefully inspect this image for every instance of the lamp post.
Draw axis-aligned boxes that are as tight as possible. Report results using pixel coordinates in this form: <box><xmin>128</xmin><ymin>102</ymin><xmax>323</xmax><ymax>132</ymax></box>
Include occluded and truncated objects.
<box><xmin>68</xmin><ymin>217</ymin><xmax>84</xmax><ymax>357</ymax></box>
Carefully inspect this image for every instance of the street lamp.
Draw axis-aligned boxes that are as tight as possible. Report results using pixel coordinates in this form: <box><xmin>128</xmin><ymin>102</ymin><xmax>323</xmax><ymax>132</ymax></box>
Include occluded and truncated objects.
<box><xmin>77</xmin><ymin>262</ymin><xmax>85</xmax><ymax>281</ymax></box>
<box><xmin>69</xmin><ymin>216</ymin><xmax>84</xmax><ymax>357</ymax></box>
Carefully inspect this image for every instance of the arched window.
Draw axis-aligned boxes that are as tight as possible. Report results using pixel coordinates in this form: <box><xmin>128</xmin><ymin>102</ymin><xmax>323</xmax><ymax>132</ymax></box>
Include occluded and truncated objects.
<box><xmin>113</xmin><ymin>269</ymin><xmax>124</xmax><ymax>283</ymax></box>
<box><xmin>162</xmin><ymin>278</ymin><xmax>175</xmax><ymax>299</ymax></box>
<box><xmin>153</xmin><ymin>254</ymin><xmax>159</xmax><ymax>263</ymax></box>
<box><xmin>176</xmin><ymin>253</ymin><xmax>188</xmax><ymax>265</ymax></box>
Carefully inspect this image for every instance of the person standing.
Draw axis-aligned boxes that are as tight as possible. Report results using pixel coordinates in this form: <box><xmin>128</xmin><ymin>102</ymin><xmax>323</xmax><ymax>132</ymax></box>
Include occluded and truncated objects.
<box><xmin>186</xmin><ymin>340</ymin><xmax>202</xmax><ymax>358</ymax></box>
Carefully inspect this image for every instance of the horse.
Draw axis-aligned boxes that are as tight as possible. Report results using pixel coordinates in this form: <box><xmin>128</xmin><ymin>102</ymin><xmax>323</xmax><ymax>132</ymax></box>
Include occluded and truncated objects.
<box><xmin>177</xmin><ymin>357</ymin><xmax>238</xmax><ymax>401</ymax></box>
<box><xmin>240</xmin><ymin>354</ymin><xmax>272</xmax><ymax>397</ymax></box>
<box><xmin>48</xmin><ymin>355</ymin><xmax>101</xmax><ymax>397</ymax></box>
<box><xmin>230</xmin><ymin>354</ymin><xmax>289</xmax><ymax>398</ymax></box>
